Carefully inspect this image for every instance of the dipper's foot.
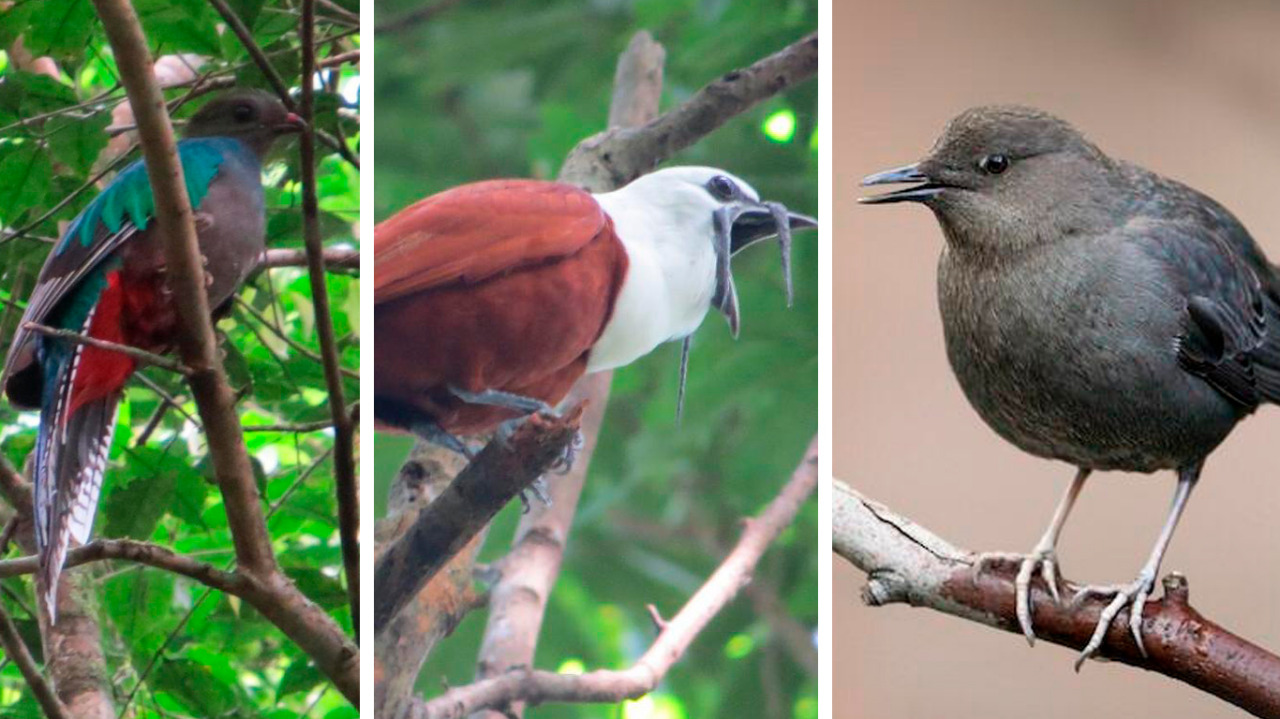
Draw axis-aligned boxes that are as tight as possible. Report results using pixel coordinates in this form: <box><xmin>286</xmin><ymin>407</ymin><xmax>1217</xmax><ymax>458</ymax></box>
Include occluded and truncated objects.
<box><xmin>973</xmin><ymin>546</ymin><xmax>1062</xmax><ymax>645</ymax></box>
<box><xmin>1070</xmin><ymin>568</ymin><xmax>1157</xmax><ymax>670</ymax></box>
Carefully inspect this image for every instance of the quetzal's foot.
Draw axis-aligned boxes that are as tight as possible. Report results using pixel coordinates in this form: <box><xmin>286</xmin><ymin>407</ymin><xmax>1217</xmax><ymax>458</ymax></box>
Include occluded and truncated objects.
<box><xmin>973</xmin><ymin>545</ymin><xmax>1063</xmax><ymax>646</ymax></box>
<box><xmin>1070</xmin><ymin>568</ymin><xmax>1158</xmax><ymax>670</ymax></box>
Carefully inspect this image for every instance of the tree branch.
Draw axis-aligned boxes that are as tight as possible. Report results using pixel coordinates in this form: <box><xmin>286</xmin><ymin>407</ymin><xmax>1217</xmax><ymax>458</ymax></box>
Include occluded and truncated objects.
<box><xmin>22</xmin><ymin>322</ymin><xmax>192</xmax><ymax>376</ymax></box>
<box><xmin>260</xmin><ymin>247</ymin><xmax>358</xmax><ymax>270</ymax></box>
<box><xmin>832</xmin><ymin>479</ymin><xmax>1280</xmax><ymax>718</ymax></box>
<box><xmin>562</xmin><ymin>31</ymin><xmax>818</xmax><ymax>190</ymax></box>
<box><xmin>0</xmin><ymin>601</ymin><xmax>67</xmax><ymax>719</ymax></box>
<box><xmin>373</xmin><ymin>444</ymin><xmax>479</xmax><ymax>718</ymax></box>
<box><xmin>464</xmin><ymin>33</ymin><xmax>666</xmax><ymax>718</ymax></box>
<box><xmin>0</xmin><ymin>539</ymin><xmax>243</xmax><ymax>591</ymax></box>
<box><xmin>412</xmin><ymin>437</ymin><xmax>818</xmax><ymax>719</ymax></box>
<box><xmin>298</xmin><ymin>0</ymin><xmax>360</xmax><ymax>632</ymax></box>
<box><xmin>373</xmin><ymin>407</ymin><xmax>585</xmax><ymax>634</ymax></box>
<box><xmin>89</xmin><ymin>0</ymin><xmax>358</xmax><ymax>702</ymax></box>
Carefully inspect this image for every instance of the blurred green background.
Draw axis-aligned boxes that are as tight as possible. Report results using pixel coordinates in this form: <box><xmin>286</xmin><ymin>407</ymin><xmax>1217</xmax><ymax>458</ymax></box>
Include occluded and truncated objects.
<box><xmin>374</xmin><ymin>1</ymin><xmax>816</xmax><ymax>718</ymax></box>
<box><xmin>0</xmin><ymin>1</ymin><xmax>359</xmax><ymax>715</ymax></box>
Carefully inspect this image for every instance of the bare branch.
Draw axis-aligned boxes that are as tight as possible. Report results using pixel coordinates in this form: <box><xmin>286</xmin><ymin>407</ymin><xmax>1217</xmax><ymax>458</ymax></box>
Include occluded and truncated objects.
<box><xmin>412</xmin><ymin>438</ymin><xmax>818</xmax><ymax>719</ymax></box>
<box><xmin>298</xmin><ymin>0</ymin><xmax>360</xmax><ymax>631</ymax></box>
<box><xmin>0</xmin><ymin>601</ymin><xmax>67</xmax><ymax>719</ymax></box>
<box><xmin>205</xmin><ymin>0</ymin><xmax>294</xmax><ymax>104</ymax></box>
<box><xmin>373</xmin><ymin>444</ymin><xmax>480</xmax><ymax>718</ymax></box>
<box><xmin>563</xmin><ymin>32</ymin><xmax>818</xmax><ymax>190</ymax></box>
<box><xmin>832</xmin><ymin>479</ymin><xmax>1280</xmax><ymax>718</ymax></box>
<box><xmin>0</xmin><ymin>539</ymin><xmax>244</xmax><ymax>593</ymax></box>
<box><xmin>23</xmin><ymin>322</ymin><xmax>192</xmax><ymax>375</ymax></box>
<box><xmin>260</xmin><ymin>247</ymin><xmax>358</xmax><ymax>270</ymax></box>
<box><xmin>318</xmin><ymin>50</ymin><xmax>359</xmax><ymax>69</ymax></box>
<box><xmin>466</xmin><ymin>34</ymin><xmax>666</xmax><ymax>717</ymax></box>
<box><xmin>374</xmin><ymin>407</ymin><xmax>585</xmax><ymax>634</ymax></box>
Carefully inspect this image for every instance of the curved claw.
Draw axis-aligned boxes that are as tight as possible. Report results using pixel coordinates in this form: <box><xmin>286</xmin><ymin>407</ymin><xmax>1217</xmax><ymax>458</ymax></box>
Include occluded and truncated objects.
<box><xmin>1071</xmin><ymin>572</ymin><xmax>1156</xmax><ymax>670</ymax></box>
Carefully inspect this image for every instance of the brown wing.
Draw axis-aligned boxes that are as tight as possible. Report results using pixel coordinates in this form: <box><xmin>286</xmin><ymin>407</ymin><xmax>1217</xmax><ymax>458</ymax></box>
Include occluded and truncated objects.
<box><xmin>374</xmin><ymin>179</ymin><xmax>606</xmax><ymax>303</ymax></box>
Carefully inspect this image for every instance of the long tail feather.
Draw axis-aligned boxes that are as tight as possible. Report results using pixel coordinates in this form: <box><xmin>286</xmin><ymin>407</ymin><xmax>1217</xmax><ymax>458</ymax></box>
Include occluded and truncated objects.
<box><xmin>34</xmin><ymin>271</ymin><xmax>132</xmax><ymax>623</ymax></box>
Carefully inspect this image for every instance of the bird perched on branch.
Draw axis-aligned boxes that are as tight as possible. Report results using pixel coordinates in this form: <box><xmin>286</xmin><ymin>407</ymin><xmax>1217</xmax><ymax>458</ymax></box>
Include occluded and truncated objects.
<box><xmin>1</xmin><ymin>89</ymin><xmax>304</xmax><ymax>623</ymax></box>
<box><xmin>861</xmin><ymin>105</ymin><xmax>1280</xmax><ymax>667</ymax></box>
<box><xmin>374</xmin><ymin>167</ymin><xmax>815</xmax><ymax>462</ymax></box>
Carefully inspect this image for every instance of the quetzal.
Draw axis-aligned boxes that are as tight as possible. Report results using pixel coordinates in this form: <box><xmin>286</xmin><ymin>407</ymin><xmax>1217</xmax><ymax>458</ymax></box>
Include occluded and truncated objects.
<box><xmin>1</xmin><ymin>89</ymin><xmax>303</xmax><ymax>622</ymax></box>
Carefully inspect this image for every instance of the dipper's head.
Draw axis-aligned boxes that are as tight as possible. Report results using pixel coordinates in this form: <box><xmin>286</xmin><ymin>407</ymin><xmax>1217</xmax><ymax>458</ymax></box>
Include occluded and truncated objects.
<box><xmin>861</xmin><ymin>105</ymin><xmax>1118</xmax><ymax>251</ymax></box>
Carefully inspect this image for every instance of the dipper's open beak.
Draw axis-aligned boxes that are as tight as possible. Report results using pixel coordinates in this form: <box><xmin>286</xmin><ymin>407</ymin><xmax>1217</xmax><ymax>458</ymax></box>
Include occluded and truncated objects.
<box><xmin>859</xmin><ymin>163</ymin><xmax>942</xmax><ymax>204</ymax></box>
<box><xmin>711</xmin><ymin>199</ymin><xmax>818</xmax><ymax>338</ymax></box>
<box><xmin>275</xmin><ymin>112</ymin><xmax>307</xmax><ymax>134</ymax></box>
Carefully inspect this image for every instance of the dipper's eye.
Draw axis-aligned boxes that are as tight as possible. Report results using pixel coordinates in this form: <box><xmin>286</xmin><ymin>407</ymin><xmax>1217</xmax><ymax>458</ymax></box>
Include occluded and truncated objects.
<box><xmin>232</xmin><ymin>103</ymin><xmax>255</xmax><ymax>123</ymax></box>
<box><xmin>979</xmin><ymin>154</ymin><xmax>1010</xmax><ymax>175</ymax></box>
<box><xmin>707</xmin><ymin>175</ymin><xmax>738</xmax><ymax>201</ymax></box>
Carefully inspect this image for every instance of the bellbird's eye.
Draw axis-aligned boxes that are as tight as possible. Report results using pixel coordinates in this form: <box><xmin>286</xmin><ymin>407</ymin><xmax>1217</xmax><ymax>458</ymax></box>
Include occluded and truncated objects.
<box><xmin>979</xmin><ymin>154</ymin><xmax>1010</xmax><ymax>175</ymax></box>
<box><xmin>232</xmin><ymin>103</ymin><xmax>255</xmax><ymax>123</ymax></box>
<box><xmin>707</xmin><ymin>175</ymin><xmax>738</xmax><ymax>201</ymax></box>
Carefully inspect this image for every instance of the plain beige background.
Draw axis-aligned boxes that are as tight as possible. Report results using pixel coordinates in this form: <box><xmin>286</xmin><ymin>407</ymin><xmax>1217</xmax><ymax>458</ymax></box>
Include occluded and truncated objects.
<box><xmin>833</xmin><ymin>1</ymin><xmax>1280</xmax><ymax>717</ymax></box>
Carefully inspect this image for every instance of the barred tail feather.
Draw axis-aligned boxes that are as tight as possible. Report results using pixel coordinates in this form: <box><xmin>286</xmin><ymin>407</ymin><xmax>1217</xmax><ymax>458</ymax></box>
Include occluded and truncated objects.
<box><xmin>34</xmin><ymin>276</ymin><xmax>132</xmax><ymax>624</ymax></box>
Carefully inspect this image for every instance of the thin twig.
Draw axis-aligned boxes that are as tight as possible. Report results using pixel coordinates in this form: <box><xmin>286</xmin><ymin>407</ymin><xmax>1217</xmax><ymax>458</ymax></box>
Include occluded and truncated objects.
<box><xmin>24</xmin><ymin>322</ymin><xmax>192</xmax><ymax>375</ymax></box>
<box><xmin>318</xmin><ymin>50</ymin><xmax>359</xmax><ymax>69</ymax></box>
<box><xmin>374</xmin><ymin>0</ymin><xmax>464</xmax><ymax>34</ymax></box>
<box><xmin>299</xmin><ymin>0</ymin><xmax>359</xmax><ymax>631</ymax></box>
<box><xmin>412</xmin><ymin>438</ymin><xmax>818</xmax><ymax>719</ymax></box>
<box><xmin>205</xmin><ymin>0</ymin><xmax>294</xmax><ymax>105</ymax></box>
<box><xmin>0</xmin><ymin>601</ymin><xmax>68</xmax><ymax>719</ymax></box>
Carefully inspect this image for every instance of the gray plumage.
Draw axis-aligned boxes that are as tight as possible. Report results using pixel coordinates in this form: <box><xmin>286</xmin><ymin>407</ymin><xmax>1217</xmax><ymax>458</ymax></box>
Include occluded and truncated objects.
<box><xmin>862</xmin><ymin>105</ymin><xmax>1280</xmax><ymax>665</ymax></box>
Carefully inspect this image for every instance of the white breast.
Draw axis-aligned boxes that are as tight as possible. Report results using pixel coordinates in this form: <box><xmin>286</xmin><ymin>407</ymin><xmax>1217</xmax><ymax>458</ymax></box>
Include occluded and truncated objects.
<box><xmin>586</xmin><ymin>193</ymin><xmax>717</xmax><ymax>372</ymax></box>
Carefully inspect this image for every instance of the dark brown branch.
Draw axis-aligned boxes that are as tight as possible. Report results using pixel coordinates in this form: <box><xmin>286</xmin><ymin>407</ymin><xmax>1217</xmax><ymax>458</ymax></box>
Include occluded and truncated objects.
<box><xmin>562</xmin><ymin>32</ymin><xmax>817</xmax><ymax>190</ymax></box>
<box><xmin>0</xmin><ymin>539</ymin><xmax>244</xmax><ymax>593</ymax></box>
<box><xmin>832</xmin><ymin>480</ymin><xmax>1280</xmax><ymax>718</ymax></box>
<box><xmin>90</xmin><ymin>0</ymin><xmax>358</xmax><ymax>702</ymax></box>
<box><xmin>412</xmin><ymin>437</ymin><xmax>818</xmax><ymax>719</ymax></box>
<box><xmin>0</xmin><ymin>602</ymin><xmax>67</xmax><ymax>719</ymax></box>
<box><xmin>318</xmin><ymin>50</ymin><xmax>359</xmax><ymax>69</ymax></box>
<box><xmin>373</xmin><ymin>444</ymin><xmax>479</xmax><ymax>717</ymax></box>
<box><xmin>23</xmin><ymin>322</ymin><xmax>192</xmax><ymax>375</ymax></box>
<box><xmin>205</xmin><ymin>0</ymin><xmax>293</xmax><ymax>104</ymax></box>
<box><xmin>261</xmin><ymin>247</ymin><xmax>358</xmax><ymax>270</ymax></box>
<box><xmin>374</xmin><ymin>407</ymin><xmax>585</xmax><ymax>634</ymax></box>
<box><xmin>298</xmin><ymin>0</ymin><xmax>360</xmax><ymax>633</ymax></box>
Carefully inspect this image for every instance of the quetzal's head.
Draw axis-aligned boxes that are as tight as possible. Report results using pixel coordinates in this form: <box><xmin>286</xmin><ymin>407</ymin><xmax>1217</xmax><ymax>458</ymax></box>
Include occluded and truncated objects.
<box><xmin>183</xmin><ymin>89</ymin><xmax>306</xmax><ymax>158</ymax></box>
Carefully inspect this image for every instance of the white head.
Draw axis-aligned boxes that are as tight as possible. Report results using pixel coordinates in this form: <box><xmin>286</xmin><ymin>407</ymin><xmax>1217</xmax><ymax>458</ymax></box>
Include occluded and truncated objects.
<box><xmin>587</xmin><ymin>166</ymin><xmax>817</xmax><ymax>391</ymax></box>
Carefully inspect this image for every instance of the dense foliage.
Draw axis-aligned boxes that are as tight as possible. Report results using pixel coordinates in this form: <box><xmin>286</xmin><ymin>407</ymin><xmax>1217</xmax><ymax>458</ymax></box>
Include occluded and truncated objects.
<box><xmin>374</xmin><ymin>1</ymin><xmax>817</xmax><ymax>718</ymax></box>
<box><xmin>0</xmin><ymin>1</ymin><xmax>359</xmax><ymax>716</ymax></box>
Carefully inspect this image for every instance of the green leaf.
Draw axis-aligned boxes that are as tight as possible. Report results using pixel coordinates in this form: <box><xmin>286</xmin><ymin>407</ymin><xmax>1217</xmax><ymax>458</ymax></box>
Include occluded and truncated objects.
<box><xmin>153</xmin><ymin>658</ymin><xmax>237</xmax><ymax>715</ymax></box>
<box><xmin>283</xmin><ymin>566</ymin><xmax>347</xmax><ymax>610</ymax></box>
<box><xmin>102</xmin><ymin>451</ymin><xmax>178</xmax><ymax>540</ymax></box>
<box><xmin>23</xmin><ymin>0</ymin><xmax>95</xmax><ymax>58</ymax></box>
<box><xmin>278</xmin><ymin>657</ymin><xmax>323</xmax><ymax>699</ymax></box>
<box><xmin>0</xmin><ymin>144</ymin><xmax>52</xmax><ymax>225</ymax></box>
<box><xmin>46</xmin><ymin>113</ymin><xmax>111</xmax><ymax>175</ymax></box>
<box><xmin>170</xmin><ymin>464</ymin><xmax>211</xmax><ymax>529</ymax></box>
<box><xmin>135</xmin><ymin>0</ymin><xmax>223</xmax><ymax>56</ymax></box>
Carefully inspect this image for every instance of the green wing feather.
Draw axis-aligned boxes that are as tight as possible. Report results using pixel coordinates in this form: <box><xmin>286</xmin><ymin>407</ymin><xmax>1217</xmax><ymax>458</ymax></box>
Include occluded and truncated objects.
<box><xmin>62</xmin><ymin>140</ymin><xmax>227</xmax><ymax>254</ymax></box>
